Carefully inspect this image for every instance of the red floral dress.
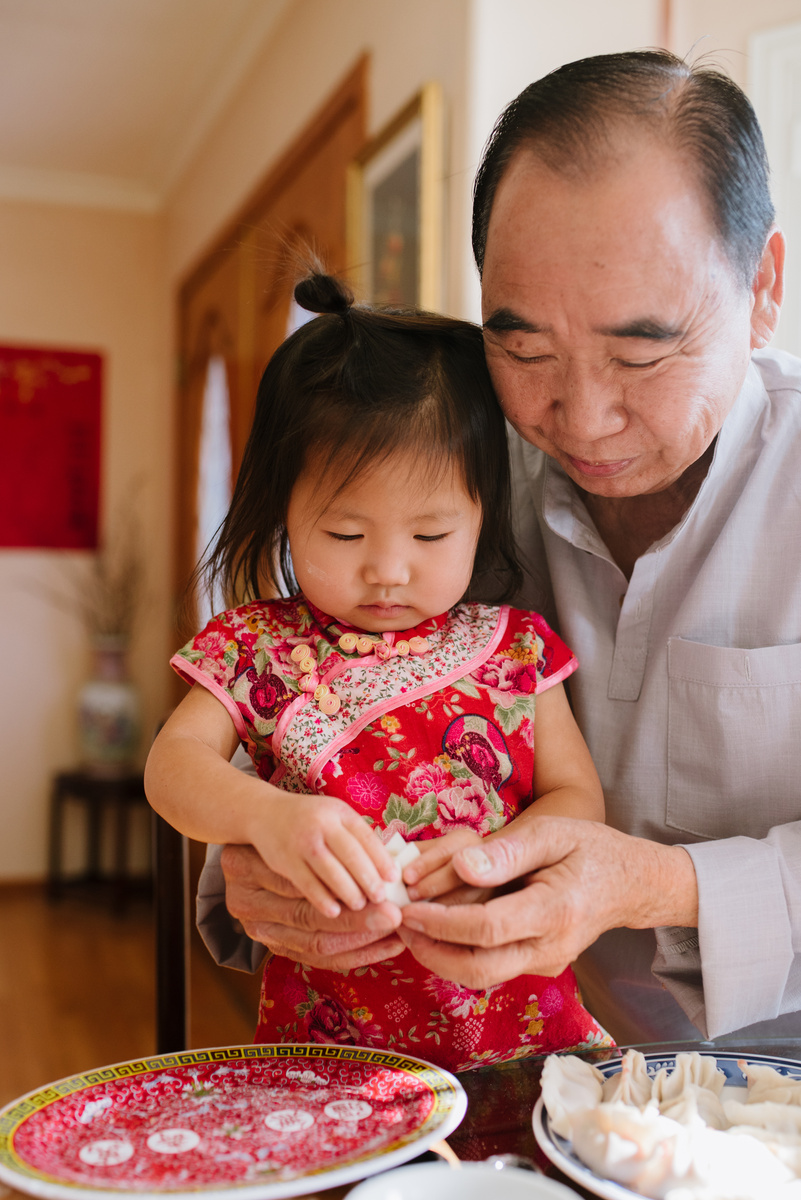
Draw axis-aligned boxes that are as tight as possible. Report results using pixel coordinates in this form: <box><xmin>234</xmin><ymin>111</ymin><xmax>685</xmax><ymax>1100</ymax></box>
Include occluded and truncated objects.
<box><xmin>172</xmin><ymin>597</ymin><xmax>612</xmax><ymax>1072</ymax></box>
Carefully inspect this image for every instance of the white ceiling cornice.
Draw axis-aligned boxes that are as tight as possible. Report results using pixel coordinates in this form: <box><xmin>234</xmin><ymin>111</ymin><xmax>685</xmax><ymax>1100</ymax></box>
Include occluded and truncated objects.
<box><xmin>0</xmin><ymin>0</ymin><xmax>294</xmax><ymax>214</ymax></box>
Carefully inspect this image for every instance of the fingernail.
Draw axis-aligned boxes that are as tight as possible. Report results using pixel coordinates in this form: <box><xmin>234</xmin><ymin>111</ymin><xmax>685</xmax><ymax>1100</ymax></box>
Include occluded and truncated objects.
<box><xmin>406</xmin><ymin>886</ymin><xmax>419</xmax><ymax>901</ymax></box>
<box><xmin>461</xmin><ymin>846</ymin><xmax>492</xmax><ymax>875</ymax></box>
<box><xmin>402</xmin><ymin>917</ymin><xmax>423</xmax><ymax>931</ymax></box>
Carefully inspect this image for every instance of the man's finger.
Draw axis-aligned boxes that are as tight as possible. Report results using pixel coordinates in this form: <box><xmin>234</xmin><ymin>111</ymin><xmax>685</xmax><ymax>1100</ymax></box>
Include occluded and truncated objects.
<box><xmin>248</xmin><ymin>924</ymin><xmax>405</xmax><ymax>968</ymax></box>
<box><xmin>400</xmin><ymin>926</ymin><xmax>560</xmax><ymax>989</ymax></box>
<box><xmin>221</xmin><ymin>843</ymin><xmax>302</xmax><ymax>898</ymax></box>
<box><xmin>402</xmin><ymin>887</ymin><xmax>546</xmax><ymax>948</ymax></box>
<box><xmin>452</xmin><ymin>827</ymin><xmax>549</xmax><ymax>887</ymax></box>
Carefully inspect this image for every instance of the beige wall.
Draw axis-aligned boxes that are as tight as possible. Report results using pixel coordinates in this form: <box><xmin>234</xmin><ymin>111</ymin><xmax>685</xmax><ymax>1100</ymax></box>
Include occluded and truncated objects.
<box><xmin>671</xmin><ymin>0</ymin><xmax>801</xmax><ymax>87</ymax></box>
<box><xmin>0</xmin><ymin>200</ymin><xmax>170</xmax><ymax>879</ymax></box>
<box><xmin>167</xmin><ymin>0</ymin><xmax>473</xmax><ymax>312</ymax></box>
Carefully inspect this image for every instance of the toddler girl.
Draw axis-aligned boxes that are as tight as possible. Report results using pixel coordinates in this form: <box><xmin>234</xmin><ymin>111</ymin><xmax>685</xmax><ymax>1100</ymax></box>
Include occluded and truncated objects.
<box><xmin>146</xmin><ymin>273</ymin><xmax>612</xmax><ymax>1071</ymax></box>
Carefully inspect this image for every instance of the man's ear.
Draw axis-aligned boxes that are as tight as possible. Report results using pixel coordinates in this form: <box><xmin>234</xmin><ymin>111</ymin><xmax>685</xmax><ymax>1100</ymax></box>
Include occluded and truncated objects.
<box><xmin>750</xmin><ymin>226</ymin><xmax>785</xmax><ymax>350</ymax></box>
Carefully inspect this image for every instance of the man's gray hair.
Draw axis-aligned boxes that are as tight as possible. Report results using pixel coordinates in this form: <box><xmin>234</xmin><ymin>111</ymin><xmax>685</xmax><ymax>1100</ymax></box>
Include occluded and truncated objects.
<box><xmin>472</xmin><ymin>50</ymin><xmax>775</xmax><ymax>289</ymax></box>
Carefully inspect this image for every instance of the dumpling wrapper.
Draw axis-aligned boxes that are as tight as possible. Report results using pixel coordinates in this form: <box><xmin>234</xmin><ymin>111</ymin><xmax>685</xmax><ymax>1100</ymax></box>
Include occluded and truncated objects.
<box><xmin>724</xmin><ymin>1099</ymin><xmax>801</xmax><ymax>1137</ymax></box>
<box><xmin>652</xmin><ymin>1053</ymin><xmax>726</xmax><ymax>1104</ymax></box>
<box><xmin>739</xmin><ymin>1061</ymin><xmax>801</xmax><ymax>1107</ymax></box>
<box><xmin>540</xmin><ymin>1052</ymin><xmax>604</xmax><ymax>1139</ymax></box>
<box><xmin>603</xmin><ymin>1048</ymin><xmax>655</xmax><ymax>1109</ymax></box>
<box><xmin>382</xmin><ymin>831</ymin><xmax>421</xmax><ymax>907</ymax></box>
<box><xmin>661</xmin><ymin>1083</ymin><xmax>730</xmax><ymax>1132</ymax></box>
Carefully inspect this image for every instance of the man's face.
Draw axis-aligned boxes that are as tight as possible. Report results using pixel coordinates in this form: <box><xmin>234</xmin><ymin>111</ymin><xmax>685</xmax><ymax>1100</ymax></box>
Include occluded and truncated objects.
<box><xmin>481</xmin><ymin>138</ymin><xmax>760</xmax><ymax>498</ymax></box>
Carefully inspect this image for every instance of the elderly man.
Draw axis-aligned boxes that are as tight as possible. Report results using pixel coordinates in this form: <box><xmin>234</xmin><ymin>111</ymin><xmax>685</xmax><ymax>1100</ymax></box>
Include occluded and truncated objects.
<box><xmin>199</xmin><ymin>50</ymin><xmax>800</xmax><ymax>1043</ymax></box>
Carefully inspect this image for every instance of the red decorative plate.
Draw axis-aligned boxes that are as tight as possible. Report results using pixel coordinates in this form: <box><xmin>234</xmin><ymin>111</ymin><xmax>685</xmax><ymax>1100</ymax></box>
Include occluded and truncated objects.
<box><xmin>0</xmin><ymin>1044</ymin><xmax>466</xmax><ymax>1200</ymax></box>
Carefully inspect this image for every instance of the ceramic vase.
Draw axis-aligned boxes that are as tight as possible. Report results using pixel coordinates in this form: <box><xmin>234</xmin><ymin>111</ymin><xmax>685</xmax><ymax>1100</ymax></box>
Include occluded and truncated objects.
<box><xmin>77</xmin><ymin>636</ymin><xmax>140</xmax><ymax>776</ymax></box>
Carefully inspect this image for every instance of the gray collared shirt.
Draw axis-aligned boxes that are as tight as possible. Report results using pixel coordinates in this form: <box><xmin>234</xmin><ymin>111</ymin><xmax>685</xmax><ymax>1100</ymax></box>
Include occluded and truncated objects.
<box><xmin>510</xmin><ymin>347</ymin><xmax>801</xmax><ymax>1041</ymax></box>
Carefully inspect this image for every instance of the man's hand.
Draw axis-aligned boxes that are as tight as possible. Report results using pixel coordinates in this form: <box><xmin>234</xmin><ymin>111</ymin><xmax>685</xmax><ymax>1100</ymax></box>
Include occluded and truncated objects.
<box><xmin>221</xmin><ymin>844</ymin><xmax>405</xmax><ymax>970</ymax></box>
<box><xmin>399</xmin><ymin>816</ymin><xmax>698</xmax><ymax>989</ymax></box>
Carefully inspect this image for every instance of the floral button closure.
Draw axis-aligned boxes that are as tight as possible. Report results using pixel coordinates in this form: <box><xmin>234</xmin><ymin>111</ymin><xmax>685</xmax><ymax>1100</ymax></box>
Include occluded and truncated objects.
<box><xmin>290</xmin><ymin>631</ymin><xmax>433</xmax><ymax>719</ymax></box>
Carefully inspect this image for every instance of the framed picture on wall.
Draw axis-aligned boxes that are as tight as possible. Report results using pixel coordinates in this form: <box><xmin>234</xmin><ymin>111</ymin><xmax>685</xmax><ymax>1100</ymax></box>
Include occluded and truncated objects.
<box><xmin>347</xmin><ymin>82</ymin><xmax>443</xmax><ymax>310</ymax></box>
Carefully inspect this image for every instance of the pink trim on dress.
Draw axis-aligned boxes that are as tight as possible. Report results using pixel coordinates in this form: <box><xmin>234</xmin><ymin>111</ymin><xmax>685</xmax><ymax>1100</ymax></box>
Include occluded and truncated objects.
<box><xmin>272</xmin><ymin>693</ymin><xmax>310</xmax><ymax>759</ymax></box>
<box><xmin>169</xmin><ymin>655</ymin><xmax>250</xmax><ymax>742</ymax></box>
<box><xmin>305</xmin><ymin>606</ymin><xmax>511</xmax><ymax>789</ymax></box>
<box><xmin>535</xmin><ymin>655</ymin><xmax>578</xmax><ymax>694</ymax></box>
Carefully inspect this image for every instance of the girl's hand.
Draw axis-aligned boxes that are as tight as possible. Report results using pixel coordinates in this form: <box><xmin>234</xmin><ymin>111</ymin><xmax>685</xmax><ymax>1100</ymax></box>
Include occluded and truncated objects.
<box><xmin>402</xmin><ymin>829</ymin><xmax>486</xmax><ymax>901</ymax></box>
<box><xmin>247</xmin><ymin>793</ymin><xmax>399</xmax><ymax>918</ymax></box>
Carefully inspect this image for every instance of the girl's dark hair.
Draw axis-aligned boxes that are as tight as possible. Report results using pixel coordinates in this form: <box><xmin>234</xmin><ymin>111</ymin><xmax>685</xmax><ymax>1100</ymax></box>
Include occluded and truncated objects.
<box><xmin>473</xmin><ymin>50</ymin><xmax>774</xmax><ymax>288</ymax></box>
<box><xmin>200</xmin><ymin>272</ymin><xmax>521</xmax><ymax>609</ymax></box>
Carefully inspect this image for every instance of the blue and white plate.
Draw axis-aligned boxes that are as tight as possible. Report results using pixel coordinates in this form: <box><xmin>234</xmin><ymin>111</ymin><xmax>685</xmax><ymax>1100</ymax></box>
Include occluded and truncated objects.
<box><xmin>532</xmin><ymin>1051</ymin><xmax>801</xmax><ymax>1200</ymax></box>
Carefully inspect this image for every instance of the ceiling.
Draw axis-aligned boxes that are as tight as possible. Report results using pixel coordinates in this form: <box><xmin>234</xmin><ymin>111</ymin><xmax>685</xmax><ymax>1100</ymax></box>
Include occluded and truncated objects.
<box><xmin>0</xmin><ymin>0</ymin><xmax>292</xmax><ymax>210</ymax></box>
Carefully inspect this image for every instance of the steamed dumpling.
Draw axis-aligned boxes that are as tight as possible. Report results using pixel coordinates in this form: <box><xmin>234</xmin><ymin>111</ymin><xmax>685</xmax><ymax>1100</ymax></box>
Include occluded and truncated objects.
<box><xmin>661</xmin><ymin>1083</ymin><xmax>730</xmax><ymax>1132</ymax></box>
<box><xmin>602</xmin><ymin>1048</ymin><xmax>654</xmax><ymax>1109</ymax></box>
<box><xmin>652</xmin><ymin>1053</ymin><xmax>726</xmax><ymax>1105</ymax></box>
<box><xmin>569</xmin><ymin>1102</ymin><xmax>693</xmax><ymax>1197</ymax></box>
<box><xmin>739</xmin><ymin>1061</ymin><xmax>801</xmax><ymax>1107</ymax></box>
<box><xmin>724</xmin><ymin>1099</ymin><xmax>801</xmax><ymax>1137</ymax></box>
<box><xmin>540</xmin><ymin>1052</ymin><xmax>604</xmax><ymax>1139</ymax></box>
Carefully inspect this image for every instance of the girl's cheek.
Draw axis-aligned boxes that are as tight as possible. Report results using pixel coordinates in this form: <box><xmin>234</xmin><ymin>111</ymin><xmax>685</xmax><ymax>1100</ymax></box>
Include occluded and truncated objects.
<box><xmin>303</xmin><ymin>559</ymin><xmax>330</xmax><ymax>581</ymax></box>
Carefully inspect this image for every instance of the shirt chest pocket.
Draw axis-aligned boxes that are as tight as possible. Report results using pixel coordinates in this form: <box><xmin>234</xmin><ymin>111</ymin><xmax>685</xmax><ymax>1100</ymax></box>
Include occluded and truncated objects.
<box><xmin>666</xmin><ymin>636</ymin><xmax>801</xmax><ymax>840</ymax></box>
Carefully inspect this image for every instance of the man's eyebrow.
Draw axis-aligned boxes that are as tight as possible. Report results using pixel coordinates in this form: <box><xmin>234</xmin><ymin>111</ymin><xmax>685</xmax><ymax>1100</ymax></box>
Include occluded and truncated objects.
<box><xmin>594</xmin><ymin>319</ymin><xmax>685</xmax><ymax>340</ymax></box>
<box><xmin>483</xmin><ymin>308</ymin><xmax>548</xmax><ymax>335</ymax></box>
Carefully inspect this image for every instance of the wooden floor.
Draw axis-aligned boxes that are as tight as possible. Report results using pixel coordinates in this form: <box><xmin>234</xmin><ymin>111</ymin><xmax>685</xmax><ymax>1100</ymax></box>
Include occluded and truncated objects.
<box><xmin>0</xmin><ymin>885</ymin><xmax>261</xmax><ymax>1109</ymax></box>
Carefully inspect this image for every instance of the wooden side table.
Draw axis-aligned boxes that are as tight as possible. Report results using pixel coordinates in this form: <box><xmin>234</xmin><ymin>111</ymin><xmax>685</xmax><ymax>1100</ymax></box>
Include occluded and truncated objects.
<box><xmin>47</xmin><ymin>769</ymin><xmax>152</xmax><ymax>912</ymax></box>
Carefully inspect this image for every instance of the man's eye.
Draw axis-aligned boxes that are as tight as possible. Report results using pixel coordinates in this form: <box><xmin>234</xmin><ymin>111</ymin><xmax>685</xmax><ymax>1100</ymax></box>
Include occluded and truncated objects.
<box><xmin>327</xmin><ymin>532</ymin><xmax>362</xmax><ymax>541</ymax></box>
<box><xmin>509</xmin><ymin>351</ymin><xmax>549</xmax><ymax>364</ymax></box>
<box><xmin>617</xmin><ymin>356</ymin><xmax>665</xmax><ymax>369</ymax></box>
<box><xmin>415</xmin><ymin>533</ymin><xmax>449</xmax><ymax>542</ymax></box>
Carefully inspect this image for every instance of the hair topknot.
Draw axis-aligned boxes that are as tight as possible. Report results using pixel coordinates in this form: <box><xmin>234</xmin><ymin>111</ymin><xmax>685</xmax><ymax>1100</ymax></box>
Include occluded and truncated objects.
<box><xmin>294</xmin><ymin>272</ymin><xmax>354</xmax><ymax>316</ymax></box>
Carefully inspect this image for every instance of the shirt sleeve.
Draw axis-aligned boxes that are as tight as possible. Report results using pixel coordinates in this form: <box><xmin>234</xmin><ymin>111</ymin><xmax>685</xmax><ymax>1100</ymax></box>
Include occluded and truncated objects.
<box><xmin>651</xmin><ymin>825</ymin><xmax>801</xmax><ymax>1038</ymax></box>
<box><xmin>195</xmin><ymin>746</ymin><xmax>271</xmax><ymax>974</ymax></box>
<box><xmin>197</xmin><ymin>843</ymin><xmax>270</xmax><ymax>974</ymax></box>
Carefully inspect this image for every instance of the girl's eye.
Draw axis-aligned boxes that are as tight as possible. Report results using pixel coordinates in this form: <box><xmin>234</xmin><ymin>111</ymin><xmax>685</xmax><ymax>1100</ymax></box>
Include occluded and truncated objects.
<box><xmin>327</xmin><ymin>532</ymin><xmax>362</xmax><ymax>541</ymax></box>
<box><xmin>415</xmin><ymin>533</ymin><xmax>449</xmax><ymax>542</ymax></box>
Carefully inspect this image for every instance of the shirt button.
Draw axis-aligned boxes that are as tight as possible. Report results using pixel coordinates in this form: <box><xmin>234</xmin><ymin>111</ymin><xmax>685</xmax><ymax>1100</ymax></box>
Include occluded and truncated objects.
<box><xmin>319</xmin><ymin>693</ymin><xmax>342</xmax><ymax>715</ymax></box>
<box><xmin>338</xmin><ymin>633</ymin><xmax>358</xmax><ymax>652</ymax></box>
<box><xmin>408</xmin><ymin>636</ymin><xmax>429</xmax><ymax>654</ymax></box>
<box><xmin>395</xmin><ymin>640</ymin><xmax>410</xmax><ymax>656</ymax></box>
<box><xmin>357</xmin><ymin>636</ymin><xmax>375</xmax><ymax>655</ymax></box>
<box><xmin>313</xmin><ymin>683</ymin><xmax>330</xmax><ymax>700</ymax></box>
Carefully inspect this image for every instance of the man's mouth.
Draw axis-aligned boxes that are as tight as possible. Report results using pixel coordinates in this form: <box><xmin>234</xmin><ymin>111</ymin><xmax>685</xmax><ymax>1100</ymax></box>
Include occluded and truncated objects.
<box><xmin>564</xmin><ymin>454</ymin><xmax>636</xmax><ymax>478</ymax></box>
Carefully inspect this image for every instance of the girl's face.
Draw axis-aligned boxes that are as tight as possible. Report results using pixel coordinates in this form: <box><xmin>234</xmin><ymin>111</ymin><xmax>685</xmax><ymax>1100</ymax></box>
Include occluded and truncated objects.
<box><xmin>286</xmin><ymin>451</ymin><xmax>483</xmax><ymax>631</ymax></box>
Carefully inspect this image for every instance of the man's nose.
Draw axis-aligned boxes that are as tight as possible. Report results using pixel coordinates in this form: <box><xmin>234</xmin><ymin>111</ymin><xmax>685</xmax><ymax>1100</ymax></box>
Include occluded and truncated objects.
<box><xmin>553</xmin><ymin>361</ymin><xmax>627</xmax><ymax>442</ymax></box>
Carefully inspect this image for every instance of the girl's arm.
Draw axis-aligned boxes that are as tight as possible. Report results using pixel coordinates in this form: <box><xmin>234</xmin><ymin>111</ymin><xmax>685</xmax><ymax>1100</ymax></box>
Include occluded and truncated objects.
<box><xmin>404</xmin><ymin>683</ymin><xmax>603</xmax><ymax>900</ymax></box>
<box><xmin>145</xmin><ymin>684</ymin><xmax>397</xmax><ymax>917</ymax></box>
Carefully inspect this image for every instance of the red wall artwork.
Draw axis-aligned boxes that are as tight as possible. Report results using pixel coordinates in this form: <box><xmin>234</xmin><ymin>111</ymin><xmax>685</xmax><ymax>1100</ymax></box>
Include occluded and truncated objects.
<box><xmin>0</xmin><ymin>344</ymin><xmax>102</xmax><ymax>549</ymax></box>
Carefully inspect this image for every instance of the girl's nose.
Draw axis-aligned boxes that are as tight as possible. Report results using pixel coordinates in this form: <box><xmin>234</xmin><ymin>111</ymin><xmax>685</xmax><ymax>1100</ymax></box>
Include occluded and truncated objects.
<box><xmin>362</xmin><ymin>550</ymin><xmax>411</xmax><ymax>587</ymax></box>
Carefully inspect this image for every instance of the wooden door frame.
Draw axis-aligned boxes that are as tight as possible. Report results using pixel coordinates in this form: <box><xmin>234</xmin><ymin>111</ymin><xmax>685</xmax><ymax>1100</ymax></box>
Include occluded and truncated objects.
<box><xmin>173</xmin><ymin>55</ymin><xmax>368</xmax><ymax>648</ymax></box>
